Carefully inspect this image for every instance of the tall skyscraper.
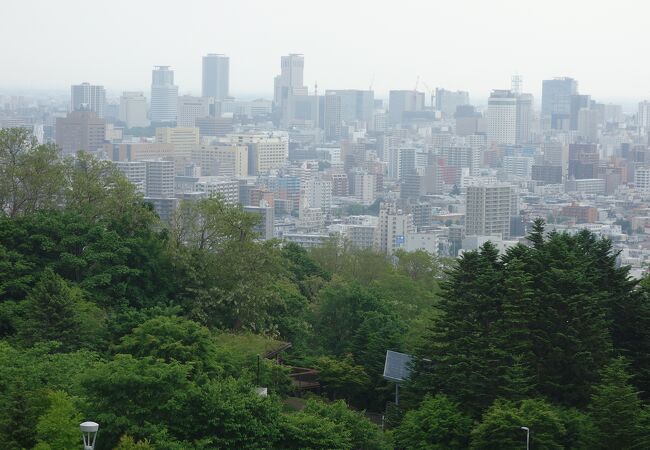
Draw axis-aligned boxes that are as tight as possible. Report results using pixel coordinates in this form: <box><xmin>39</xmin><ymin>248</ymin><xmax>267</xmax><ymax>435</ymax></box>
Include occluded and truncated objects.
<box><xmin>638</xmin><ymin>101</ymin><xmax>650</xmax><ymax>133</ymax></box>
<box><xmin>150</xmin><ymin>66</ymin><xmax>178</xmax><ymax>124</ymax></box>
<box><xmin>274</xmin><ymin>54</ymin><xmax>306</xmax><ymax>107</ymax></box>
<box><xmin>465</xmin><ymin>184</ymin><xmax>518</xmax><ymax>238</ymax></box>
<box><xmin>487</xmin><ymin>90</ymin><xmax>517</xmax><ymax>145</ymax></box>
<box><xmin>541</xmin><ymin>77</ymin><xmax>578</xmax><ymax>129</ymax></box>
<box><xmin>71</xmin><ymin>83</ymin><xmax>106</xmax><ymax>118</ymax></box>
<box><xmin>324</xmin><ymin>92</ymin><xmax>342</xmax><ymax>141</ymax></box>
<box><xmin>389</xmin><ymin>90</ymin><xmax>425</xmax><ymax>125</ymax></box>
<box><xmin>202</xmin><ymin>54</ymin><xmax>229</xmax><ymax>100</ymax></box>
<box><xmin>435</xmin><ymin>88</ymin><xmax>470</xmax><ymax>116</ymax></box>
<box><xmin>516</xmin><ymin>93</ymin><xmax>533</xmax><ymax>144</ymax></box>
<box><xmin>119</xmin><ymin>92</ymin><xmax>149</xmax><ymax>129</ymax></box>
<box><xmin>324</xmin><ymin>89</ymin><xmax>375</xmax><ymax>128</ymax></box>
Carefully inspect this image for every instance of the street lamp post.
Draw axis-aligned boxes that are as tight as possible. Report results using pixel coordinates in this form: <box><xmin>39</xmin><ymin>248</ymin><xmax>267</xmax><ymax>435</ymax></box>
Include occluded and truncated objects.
<box><xmin>521</xmin><ymin>426</ymin><xmax>530</xmax><ymax>450</ymax></box>
<box><xmin>80</xmin><ymin>421</ymin><xmax>99</xmax><ymax>450</ymax></box>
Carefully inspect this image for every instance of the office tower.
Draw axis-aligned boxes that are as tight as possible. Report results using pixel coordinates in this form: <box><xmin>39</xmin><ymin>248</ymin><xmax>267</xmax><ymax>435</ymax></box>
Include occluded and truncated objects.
<box><xmin>465</xmin><ymin>184</ymin><xmax>518</xmax><ymax>238</ymax></box>
<box><xmin>434</xmin><ymin>88</ymin><xmax>470</xmax><ymax>116</ymax></box>
<box><xmin>71</xmin><ymin>83</ymin><xmax>106</xmax><ymax>118</ymax></box>
<box><xmin>282</xmin><ymin>93</ymin><xmax>319</xmax><ymax>128</ymax></box>
<box><xmin>55</xmin><ymin>111</ymin><xmax>106</xmax><ymax>155</ymax></box>
<box><xmin>388</xmin><ymin>147</ymin><xmax>417</xmax><ymax>180</ymax></box>
<box><xmin>577</xmin><ymin>108</ymin><xmax>600</xmax><ymax>142</ymax></box>
<box><xmin>389</xmin><ymin>90</ymin><xmax>425</xmax><ymax>125</ymax></box>
<box><xmin>202</xmin><ymin>53</ymin><xmax>229</xmax><ymax>100</ymax></box>
<box><xmin>119</xmin><ymin>92</ymin><xmax>148</xmax><ymax>129</ymax></box>
<box><xmin>454</xmin><ymin>105</ymin><xmax>483</xmax><ymax>136</ymax></box>
<box><xmin>638</xmin><ymin>101</ymin><xmax>650</xmax><ymax>133</ymax></box>
<box><xmin>143</xmin><ymin>159</ymin><xmax>175</xmax><ymax>198</ymax></box>
<box><xmin>274</xmin><ymin>54</ymin><xmax>306</xmax><ymax>107</ymax></box>
<box><xmin>324</xmin><ymin>92</ymin><xmax>342</xmax><ymax>140</ymax></box>
<box><xmin>569</xmin><ymin>143</ymin><xmax>599</xmax><ymax>179</ymax></box>
<box><xmin>487</xmin><ymin>90</ymin><xmax>517</xmax><ymax>145</ymax></box>
<box><xmin>374</xmin><ymin>202</ymin><xmax>414</xmax><ymax>254</ymax></box>
<box><xmin>532</xmin><ymin>164</ymin><xmax>563</xmax><ymax>185</ymax></box>
<box><xmin>570</xmin><ymin>94</ymin><xmax>591</xmax><ymax>130</ymax></box>
<box><xmin>176</xmin><ymin>95</ymin><xmax>210</xmax><ymax>127</ymax></box>
<box><xmin>324</xmin><ymin>90</ymin><xmax>375</xmax><ymax>128</ymax></box>
<box><xmin>541</xmin><ymin>77</ymin><xmax>578</xmax><ymax>129</ymax></box>
<box><xmin>190</xmin><ymin>144</ymin><xmax>248</xmax><ymax>177</ymax></box>
<box><xmin>150</xmin><ymin>66</ymin><xmax>178</xmax><ymax>123</ymax></box>
<box><xmin>515</xmin><ymin>93</ymin><xmax>533</xmax><ymax>144</ymax></box>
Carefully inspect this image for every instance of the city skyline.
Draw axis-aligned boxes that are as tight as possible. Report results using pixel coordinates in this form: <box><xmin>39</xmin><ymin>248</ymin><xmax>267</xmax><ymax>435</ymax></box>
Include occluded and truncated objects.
<box><xmin>3</xmin><ymin>0</ymin><xmax>650</xmax><ymax>106</ymax></box>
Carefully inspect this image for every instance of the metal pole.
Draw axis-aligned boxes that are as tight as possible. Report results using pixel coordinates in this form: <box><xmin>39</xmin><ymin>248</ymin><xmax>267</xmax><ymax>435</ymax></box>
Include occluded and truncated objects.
<box><xmin>521</xmin><ymin>426</ymin><xmax>530</xmax><ymax>450</ymax></box>
<box><xmin>395</xmin><ymin>383</ymin><xmax>400</xmax><ymax>406</ymax></box>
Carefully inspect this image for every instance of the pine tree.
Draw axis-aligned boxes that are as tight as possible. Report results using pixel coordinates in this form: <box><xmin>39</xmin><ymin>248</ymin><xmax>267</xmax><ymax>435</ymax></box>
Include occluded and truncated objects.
<box><xmin>589</xmin><ymin>357</ymin><xmax>642</xmax><ymax>450</ymax></box>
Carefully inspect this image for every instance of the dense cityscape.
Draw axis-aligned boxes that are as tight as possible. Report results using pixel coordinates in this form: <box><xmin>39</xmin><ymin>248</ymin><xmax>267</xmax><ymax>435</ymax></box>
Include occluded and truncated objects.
<box><xmin>2</xmin><ymin>2</ymin><xmax>650</xmax><ymax>449</ymax></box>
<box><xmin>3</xmin><ymin>55</ymin><xmax>650</xmax><ymax>275</ymax></box>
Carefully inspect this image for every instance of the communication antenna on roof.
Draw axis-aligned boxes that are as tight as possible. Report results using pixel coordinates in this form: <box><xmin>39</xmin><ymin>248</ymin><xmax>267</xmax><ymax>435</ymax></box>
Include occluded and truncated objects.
<box><xmin>511</xmin><ymin>74</ymin><xmax>523</xmax><ymax>95</ymax></box>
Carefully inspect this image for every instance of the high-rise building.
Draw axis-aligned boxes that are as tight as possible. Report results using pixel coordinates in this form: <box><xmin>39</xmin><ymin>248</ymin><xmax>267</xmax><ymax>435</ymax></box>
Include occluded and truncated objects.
<box><xmin>569</xmin><ymin>143</ymin><xmax>599</xmax><ymax>179</ymax></box>
<box><xmin>374</xmin><ymin>202</ymin><xmax>414</xmax><ymax>254</ymax></box>
<box><xmin>150</xmin><ymin>66</ymin><xmax>178</xmax><ymax>123</ymax></box>
<box><xmin>143</xmin><ymin>159</ymin><xmax>175</xmax><ymax>198</ymax></box>
<box><xmin>113</xmin><ymin>161</ymin><xmax>147</xmax><ymax>193</ymax></box>
<box><xmin>638</xmin><ymin>101</ymin><xmax>650</xmax><ymax>133</ymax></box>
<box><xmin>389</xmin><ymin>90</ymin><xmax>425</xmax><ymax>125</ymax></box>
<box><xmin>274</xmin><ymin>54</ymin><xmax>306</xmax><ymax>107</ymax></box>
<box><xmin>487</xmin><ymin>90</ymin><xmax>517</xmax><ymax>145</ymax></box>
<box><xmin>324</xmin><ymin>92</ymin><xmax>342</xmax><ymax>141</ymax></box>
<box><xmin>515</xmin><ymin>93</ymin><xmax>533</xmax><ymax>144</ymax></box>
<box><xmin>119</xmin><ymin>92</ymin><xmax>149</xmax><ymax>129</ymax></box>
<box><xmin>435</xmin><ymin>88</ymin><xmax>470</xmax><ymax>116</ymax></box>
<box><xmin>570</xmin><ymin>94</ymin><xmax>591</xmax><ymax>130</ymax></box>
<box><xmin>55</xmin><ymin>111</ymin><xmax>106</xmax><ymax>155</ymax></box>
<box><xmin>202</xmin><ymin>53</ymin><xmax>229</xmax><ymax>100</ymax></box>
<box><xmin>465</xmin><ymin>184</ymin><xmax>518</xmax><ymax>238</ymax></box>
<box><xmin>176</xmin><ymin>95</ymin><xmax>210</xmax><ymax>128</ymax></box>
<box><xmin>324</xmin><ymin>90</ymin><xmax>375</xmax><ymax>128</ymax></box>
<box><xmin>71</xmin><ymin>83</ymin><xmax>106</xmax><ymax>118</ymax></box>
<box><xmin>541</xmin><ymin>77</ymin><xmax>578</xmax><ymax>129</ymax></box>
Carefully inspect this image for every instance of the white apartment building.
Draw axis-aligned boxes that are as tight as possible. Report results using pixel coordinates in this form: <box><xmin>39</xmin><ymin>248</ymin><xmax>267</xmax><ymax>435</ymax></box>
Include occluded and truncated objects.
<box><xmin>193</xmin><ymin>177</ymin><xmax>239</xmax><ymax>204</ymax></box>
<box><xmin>374</xmin><ymin>202</ymin><xmax>415</xmax><ymax>254</ymax></box>
<box><xmin>304</xmin><ymin>178</ymin><xmax>333</xmax><ymax>211</ymax></box>
<box><xmin>465</xmin><ymin>184</ymin><xmax>518</xmax><ymax>238</ymax></box>
<box><xmin>143</xmin><ymin>159</ymin><xmax>175</xmax><ymax>198</ymax></box>
<box><xmin>113</xmin><ymin>161</ymin><xmax>146</xmax><ymax>193</ymax></box>
<box><xmin>353</xmin><ymin>173</ymin><xmax>376</xmax><ymax>206</ymax></box>
<box><xmin>635</xmin><ymin>167</ymin><xmax>650</xmax><ymax>192</ymax></box>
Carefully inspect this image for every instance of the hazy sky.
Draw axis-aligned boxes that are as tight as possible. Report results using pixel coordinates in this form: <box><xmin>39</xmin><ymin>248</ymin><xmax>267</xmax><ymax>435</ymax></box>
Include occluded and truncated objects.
<box><xmin>3</xmin><ymin>0</ymin><xmax>649</xmax><ymax>105</ymax></box>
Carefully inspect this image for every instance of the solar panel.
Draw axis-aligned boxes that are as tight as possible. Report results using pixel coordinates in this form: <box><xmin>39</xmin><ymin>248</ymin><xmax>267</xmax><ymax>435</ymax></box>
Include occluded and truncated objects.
<box><xmin>383</xmin><ymin>350</ymin><xmax>413</xmax><ymax>383</ymax></box>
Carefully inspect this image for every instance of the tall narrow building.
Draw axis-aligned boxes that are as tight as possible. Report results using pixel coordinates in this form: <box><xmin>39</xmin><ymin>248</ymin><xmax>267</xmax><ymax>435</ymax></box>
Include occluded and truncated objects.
<box><xmin>202</xmin><ymin>54</ymin><xmax>229</xmax><ymax>100</ymax></box>
<box><xmin>541</xmin><ymin>77</ymin><xmax>578</xmax><ymax>129</ymax></box>
<box><xmin>465</xmin><ymin>184</ymin><xmax>518</xmax><ymax>238</ymax></box>
<box><xmin>487</xmin><ymin>90</ymin><xmax>517</xmax><ymax>145</ymax></box>
<box><xmin>150</xmin><ymin>66</ymin><xmax>178</xmax><ymax>124</ymax></box>
<box><xmin>71</xmin><ymin>82</ymin><xmax>106</xmax><ymax>118</ymax></box>
<box><xmin>274</xmin><ymin>54</ymin><xmax>306</xmax><ymax>107</ymax></box>
<box><xmin>119</xmin><ymin>92</ymin><xmax>149</xmax><ymax>128</ymax></box>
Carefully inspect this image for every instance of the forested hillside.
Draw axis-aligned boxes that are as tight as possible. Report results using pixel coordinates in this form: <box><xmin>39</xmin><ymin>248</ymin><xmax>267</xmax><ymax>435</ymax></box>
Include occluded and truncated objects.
<box><xmin>1</xmin><ymin>128</ymin><xmax>649</xmax><ymax>449</ymax></box>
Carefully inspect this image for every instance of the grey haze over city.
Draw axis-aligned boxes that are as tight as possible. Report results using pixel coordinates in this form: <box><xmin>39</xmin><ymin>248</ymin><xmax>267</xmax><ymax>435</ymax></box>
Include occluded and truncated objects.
<box><xmin>2</xmin><ymin>0</ymin><xmax>650</xmax><ymax>106</ymax></box>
